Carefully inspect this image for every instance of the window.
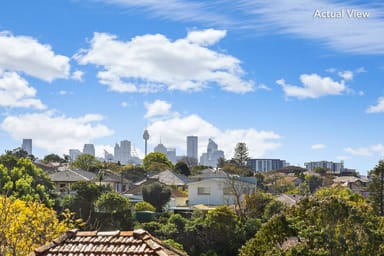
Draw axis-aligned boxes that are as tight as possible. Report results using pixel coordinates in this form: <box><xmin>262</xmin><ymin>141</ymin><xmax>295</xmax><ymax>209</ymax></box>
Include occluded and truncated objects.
<box><xmin>197</xmin><ymin>187</ymin><xmax>210</xmax><ymax>195</ymax></box>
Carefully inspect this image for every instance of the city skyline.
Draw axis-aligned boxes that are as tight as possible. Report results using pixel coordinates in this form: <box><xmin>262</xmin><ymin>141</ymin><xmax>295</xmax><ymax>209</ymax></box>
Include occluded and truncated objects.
<box><xmin>1</xmin><ymin>1</ymin><xmax>384</xmax><ymax>175</ymax></box>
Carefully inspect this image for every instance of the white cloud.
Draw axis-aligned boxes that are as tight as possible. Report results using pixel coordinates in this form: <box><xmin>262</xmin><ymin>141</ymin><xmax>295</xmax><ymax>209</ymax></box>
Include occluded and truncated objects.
<box><xmin>277</xmin><ymin>73</ymin><xmax>346</xmax><ymax>99</ymax></box>
<box><xmin>0</xmin><ymin>71</ymin><xmax>46</xmax><ymax>109</ymax></box>
<box><xmin>0</xmin><ymin>112</ymin><xmax>114</xmax><ymax>155</ymax></box>
<box><xmin>238</xmin><ymin>1</ymin><xmax>384</xmax><ymax>54</ymax></box>
<box><xmin>144</xmin><ymin>100</ymin><xmax>173</xmax><ymax>119</ymax></box>
<box><xmin>256</xmin><ymin>83</ymin><xmax>271</xmax><ymax>91</ymax></box>
<box><xmin>311</xmin><ymin>144</ymin><xmax>325</xmax><ymax>150</ymax></box>
<box><xmin>75</xmin><ymin>30</ymin><xmax>254</xmax><ymax>93</ymax></box>
<box><xmin>345</xmin><ymin>144</ymin><xmax>384</xmax><ymax>157</ymax></box>
<box><xmin>0</xmin><ymin>31</ymin><xmax>70</xmax><ymax>81</ymax></box>
<box><xmin>144</xmin><ymin>101</ymin><xmax>281</xmax><ymax>158</ymax></box>
<box><xmin>366</xmin><ymin>97</ymin><xmax>384</xmax><ymax>113</ymax></box>
<box><xmin>71</xmin><ymin>70</ymin><xmax>84</xmax><ymax>81</ymax></box>
<box><xmin>121</xmin><ymin>101</ymin><xmax>129</xmax><ymax>107</ymax></box>
<box><xmin>338</xmin><ymin>70</ymin><xmax>353</xmax><ymax>80</ymax></box>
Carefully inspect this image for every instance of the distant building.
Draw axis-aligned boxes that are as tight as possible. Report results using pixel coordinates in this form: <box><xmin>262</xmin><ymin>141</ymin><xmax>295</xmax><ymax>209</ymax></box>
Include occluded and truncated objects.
<box><xmin>247</xmin><ymin>159</ymin><xmax>288</xmax><ymax>172</ymax></box>
<box><xmin>22</xmin><ymin>139</ymin><xmax>32</xmax><ymax>155</ymax></box>
<box><xmin>83</xmin><ymin>144</ymin><xmax>95</xmax><ymax>156</ymax></box>
<box><xmin>199</xmin><ymin>138</ymin><xmax>224</xmax><ymax>168</ymax></box>
<box><xmin>304</xmin><ymin>161</ymin><xmax>343</xmax><ymax>174</ymax></box>
<box><xmin>114</xmin><ymin>140</ymin><xmax>131</xmax><ymax>164</ymax></box>
<box><xmin>154</xmin><ymin>143</ymin><xmax>177</xmax><ymax>164</ymax></box>
<box><xmin>69</xmin><ymin>149</ymin><xmax>81</xmax><ymax>162</ymax></box>
<box><xmin>187</xmin><ymin>136</ymin><xmax>198</xmax><ymax>162</ymax></box>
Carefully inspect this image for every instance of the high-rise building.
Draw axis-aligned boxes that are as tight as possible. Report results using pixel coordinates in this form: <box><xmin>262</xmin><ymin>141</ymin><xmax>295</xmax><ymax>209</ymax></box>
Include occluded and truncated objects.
<box><xmin>69</xmin><ymin>149</ymin><xmax>81</xmax><ymax>162</ymax></box>
<box><xmin>154</xmin><ymin>143</ymin><xmax>177</xmax><ymax>164</ymax></box>
<box><xmin>304</xmin><ymin>161</ymin><xmax>344</xmax><ymax>174</ymax></box>
<box><xmin>199</xmin><ymin>138</ymin><xmax>224</xmax><ymax>168</ymax></box>
<box><xmin>114</xmin><ymin>140</ymin><xmax>132</xmax><ymax>164</ymax></box>
<box><xmin>22</xmin><ymin>139</ymin><xmax>32</xmax><ymax>155</ymax></box>
<box><xmin>83</xmin><ymin>144</ymin><xmax>95</xmax><ymax>156</ymax></box>
<box><xmin>247</xmin><ymin>159</ymin><xmax>288</xmax><ymax>172</ymax></box>
<box><xmin>187</xmin><ymin>136</ymin><xmax>198</xmax><ymax>161</ymax></box>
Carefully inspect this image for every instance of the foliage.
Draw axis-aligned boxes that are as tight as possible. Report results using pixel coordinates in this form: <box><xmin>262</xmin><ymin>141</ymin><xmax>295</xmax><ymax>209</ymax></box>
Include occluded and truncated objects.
<box><xmin>305</xmin><ymin>174</ymin><xmax>323</xmax><ymax>194</ymax></box>
<box><xmin>240</xmin><ymin>187</ymin><xmax>384</xmax><ymax>256</ymax></box>
<box><xmin>142</xmin><ymin>182</ymin><xmax>172</xmax><ymax>212</ymax></box>
<box><xmin>174</xmin><ymin>161</ymin><xmax>191</xmax><ymax>176</ymax></box>
<box><xmin>70</xmin><ymin>154</ymin><xmax>100</xmax><ymax>172</ymax></box>
<box><xmin>243</xmin><ymin>192</ymin><xmax>273</xmax><ymax>219</ymax></box>
<box><xmin>143</xmin><ymin>152</ymin><xmax>173</xmax><ymax>172</ymax></box>
<box><xmin>121</xmin><ymin>164</ymin><xmax>147</xmax><ymax>182</ymax></box>
<box><xmin>369</xmin><ymin>160</ymin><xmax>384</xmax><ymax>216</ymax></box>
<box><xmin>222</xmin><ymin>162</ymin><xmax>253</xmax><ymax>176</ymax></box>
<box><xmin>134</xmin><ymin>201</ymin><xmax>156</xmax><ymax>212</ymax></box>
<box><xmin>95</xmin><ymin>191</ymin><xmax>130</xmax><ymax>213</ymax></box>
<box><xmin>232</xmin><ymin>142</ymin><xmax>250</xmax><ymax>167</ymax></box>
<box><xmin>0</xmin><ymin>157</ymin><xmax>55</xmax><ymax>207</ymax></box>
<box><xmin>0</xmin><ymin>196</ymin><xmax>70</xmax><ymax>256</ymax></box>
<box><xmin>263</xmin><ymin>199</ymin><xmax>285</xmax><ymax>220</ymax></box>
<box><xmin>43</xmin><ymin>153</ymin><xmax>65</xmax><ymax>163</ymax></box>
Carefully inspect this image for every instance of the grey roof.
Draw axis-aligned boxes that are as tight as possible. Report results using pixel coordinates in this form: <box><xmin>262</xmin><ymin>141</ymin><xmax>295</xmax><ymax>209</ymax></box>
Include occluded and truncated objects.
<box><xmin>150</xmin><ymin>170</ymin><xmax>191</xmax><ymax>186</ymax></box>
<box><xmin>49</xmin><ymin>169</ymin><xmax>97</xmax><ymax>182</ymax></box>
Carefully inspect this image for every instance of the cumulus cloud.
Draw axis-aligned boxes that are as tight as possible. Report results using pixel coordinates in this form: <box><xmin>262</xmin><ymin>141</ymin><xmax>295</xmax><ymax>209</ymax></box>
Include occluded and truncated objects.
<box><xmin>0</xmin><ymin>31</ymin><xmax>70</xmax><ymax>81</ymax></box>
<box><xmin>338</xmin><ymin>70</ymin><xmax>353</xmax><ymax>80</ymax></box>
<box><xmin>71</xmin><ymin>70</ymin><xmax>84</xmax><ymax>81</ymax></box>
<box><xmin>75</xmin><ymin>29</ymin><xmax>254</xmax><ymax>93</ymax></box>
<box><xmin>277</xmin><ymin>73</ymin><xmax>346</xmax><ymax>99</ymax></box>
<box><xmin>144</xmin><ymin>100</ymin><xmax>174</xmax><ymax>119</ymax></box>
<box><xmin>366</xmin><ymin>97</ymin><xmax>384</xmax><ymax>113</ymax></box>
<box><xmin>311</xmin><ymin>144</ymin><xmax>325</xmax><ymax>150</ymax></box>
<box><xmin>144</xmin><ymin>100</ymin><xmax>281</xmax><ymax>158</ymax></box>
<box><xmin>0</xmin><ymin>71</ymin><xmax>46</xmax><ymax>109</ymax></box>
<box><xmin>1</xmin><ymin>112</ymin><xmax>114</xmax><ymax>155</ymax></box>
<box><xmin>345</xmin><ymin>144</ymin><xmax>384</xmax><ymax>157</ymax></box>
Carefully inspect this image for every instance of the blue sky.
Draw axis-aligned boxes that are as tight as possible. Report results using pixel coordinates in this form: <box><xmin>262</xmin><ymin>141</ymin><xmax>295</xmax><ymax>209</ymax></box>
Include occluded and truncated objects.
<box><xmin>0</xmin><ymin>0</ymin><xmax>384</xmax><ymax>174</ymax></box>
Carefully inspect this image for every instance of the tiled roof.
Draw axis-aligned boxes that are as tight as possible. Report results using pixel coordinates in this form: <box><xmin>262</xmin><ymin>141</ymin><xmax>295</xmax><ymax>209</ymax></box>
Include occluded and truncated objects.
<box><xmin>30</xmin><ymin>229</ymin><xmax>187</xmax><ymax>256</ymax></box>
<box><xmin>49</xmin><ymin>169</ymin><xmax>97</xmax><ymax>182</ymax></box>
<box><xmin>150</xmin><ymin>170</ymin><xmax>191</xmax><ymax>186</ymax></box>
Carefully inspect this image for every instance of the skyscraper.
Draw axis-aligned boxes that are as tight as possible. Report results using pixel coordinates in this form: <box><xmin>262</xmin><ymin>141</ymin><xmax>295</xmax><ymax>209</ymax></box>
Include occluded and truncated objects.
<box><xmin>114</xmin><ymin>140</ymin><xmax>132</xmax><ymax>164</ymax></box>
<box><xmin>199</xmin><ymin>138</ymin><xmax>224</xmax><ymax>168</ymax></box>
<box><xmin>187</xmin><ymin>136</ymin><xmax>198</xmax><ymax>161</ymax></box>
<box><xmin>83</xmin><ymin>144</ymin><xmax>95</xmax><ymax>156</ymax></box>
<box><xmin>22</xmin><ymin>139</ymin><xmax>32</xmax><ymax>155</ymax></box>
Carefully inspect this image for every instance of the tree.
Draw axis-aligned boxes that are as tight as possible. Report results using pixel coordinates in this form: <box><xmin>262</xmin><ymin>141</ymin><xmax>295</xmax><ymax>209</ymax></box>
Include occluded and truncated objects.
<box><xmin>143</xmin><ymin>152</ymin><xmax>173</xmax><ymax>172</ymax></box>
<box><xmin>142</xmin><ymin>182</ymin><xmax>171</xmax><ymax>212</ymax></box>
<box><xmin>0</xmin><ymin>196</ymin><xmax>72</xmax><ymax>255</ymax></box>
<box><xmin>43</xmin><ymin>153</ymin><xmax>64</xmax><ymax>163</ymax></box>
<box><xmin>232</xmin><ymin>142</ymin><xmax>249</xmax><ymax>167</ymax></box>
<box><xmin>305</xmin><ymin>174</ymin><xmax>323</xmax><ymax>194</ymax></box>
<box><xmin>369</xmin><ymin>160</ymin><xmax>384</xmax><ymax>216</ymax></box>
<box><xmin>0</xmin><ymin>157</ymin><xmax>55</xmax><ymax>207</ymax></box>
<box><xmin>134</xmin><ymin>201</ymin><xmax>156</xmax><ymax>212</ymax></box>
<box><xmin>95</xmin><ymin>191</ymin><xmax>130</xmax><ymax>213</ymax></box>
<box><xmin>174</xmin><ymin>161</ymin><xmax>191</xmax><ymax>176</ymax></box>
<box><xmin>243</xmin><ymin>192</ymin><xmax>273</xmax><ymax>219</ymax></box>
<box><xmin>70</xmin><ymin>154</ymin><xmax>99</xmax><ymax>172</ymax></box>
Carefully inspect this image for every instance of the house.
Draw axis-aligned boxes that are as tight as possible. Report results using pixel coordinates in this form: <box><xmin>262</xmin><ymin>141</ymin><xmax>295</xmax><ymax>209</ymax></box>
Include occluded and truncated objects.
<box><xmin>149</xmin><ymin>169</ymin><xmax>190</xmax><ymax>190</ymax></box>
<box><xmin>275</xmin><ymin>194</ymin><xmax>304</xmax><ymax>206</ymax></box>
<box><xmin>49</xmin><ymin>169</ymin><xmax>131</xmax><ymax>195</ymax></box>
<box><xmin>188</xmin><ymin>175</ymin><xmax>257</xmax><ymax>206</ymax></box>
<box><xmin>332</xmin><ymin>176</ymin><xmax>369</xmax><ymax>197</ymax></box>
<box><xmin>29</xmin><ymin>229</ymin><xmax>187</xmax><ymax>256</ymax></box>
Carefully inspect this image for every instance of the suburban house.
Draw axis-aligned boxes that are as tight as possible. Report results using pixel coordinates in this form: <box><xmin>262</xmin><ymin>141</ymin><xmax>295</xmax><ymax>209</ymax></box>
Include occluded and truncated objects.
<box><xmin>149</xmin><ymin>169</ymin><xmax>190</xmax><ymax>190</ymax></box>
<box><xmin>49</xmin><ymin>169</ymin><xmax>130</xmax><ymax>195</ymax></box>
<box><xmin>29</xmin><ymin>229</ymin><xmax>187</xmax><ymax>256</ymax></box>
<box><xmin>188</xmin><ymin>169</ymin><xmax>257</xmax><ymax>206</ymax></box>
<box><xmin>333</xmin><ymin>176</ymin><xmax>369</xmax><ymax>197</ymax></box>
<box><xmin>275</xmin><ymin>193</ymin><xmax>304</xmax><ymax>206</ymax></box>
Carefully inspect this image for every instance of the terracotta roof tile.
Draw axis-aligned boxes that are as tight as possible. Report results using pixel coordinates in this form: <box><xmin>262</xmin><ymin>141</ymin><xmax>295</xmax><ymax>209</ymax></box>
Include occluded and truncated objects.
<box><xmin>29</xmin><ymin>229</ymin><xmax>187</xmax><ymax>256</ymax></box>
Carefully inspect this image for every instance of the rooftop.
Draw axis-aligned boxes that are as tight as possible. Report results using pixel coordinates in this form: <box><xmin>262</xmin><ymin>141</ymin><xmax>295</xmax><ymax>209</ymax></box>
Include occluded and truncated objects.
<box><xmin>30</xmin><ymin>229</ymin><xmax>187</xmax><ymax>256</ymax></box>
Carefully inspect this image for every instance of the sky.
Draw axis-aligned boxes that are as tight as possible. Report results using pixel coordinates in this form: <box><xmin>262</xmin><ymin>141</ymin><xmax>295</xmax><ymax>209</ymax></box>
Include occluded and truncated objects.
<box><xmin>0</xmin><ymin>0</ymin><xmax>384</xmax><ymax>175</ymax></box>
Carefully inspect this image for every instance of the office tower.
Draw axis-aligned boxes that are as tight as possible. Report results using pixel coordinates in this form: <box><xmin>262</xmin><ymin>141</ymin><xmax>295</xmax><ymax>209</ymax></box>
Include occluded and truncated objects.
<box><xmin>199</xmin><ymin>138</ymin><xmax>224</xmax><ymax>168</ymax></box>
<box><xmin>22</xmin><ymin>139</ymin><xmax>32</xmax><ymax>155</ymax></box>
<box><xmin>304</xmin><ymin>161</ymin><xmax>344</xmax><ymax>174</ymax></box>
<box><xmin>187</xmin><ymin>136</ymin><xmax>198</xmax><ymax>161</ymax></box>
<box><xmin>83</xmin><ymin>144</ymin><xmax>95</xmax><ymax>156</ymax></box>
<box><xmin>69</xmin><ymin>149</ymin><xmax>81</xmax><ymax>162</ymax></box>
<box><xmin>114</xmin><ymin>140</ymin><xmax>132</xmax><ymax>164</ymax></box>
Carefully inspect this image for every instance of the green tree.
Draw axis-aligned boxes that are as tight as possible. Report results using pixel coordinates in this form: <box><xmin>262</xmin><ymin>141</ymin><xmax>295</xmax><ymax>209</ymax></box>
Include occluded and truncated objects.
<box><xmin>232</xmin><ymin>142</ymin><xmax>250</xmax><ymax>167</ymax></box>
<box><xmin>143</xmin><ymin>152</ymin><xmax>173</xmax><ymax>172</ymax></box>
<box><xmin>121</xmin><ymin>164</ymin><xmax>147</xmax><ymax>182</ymax></box>
<box><xmin>134</xmin><ymin>201</ymin><xmax>156</xmax><ymax>212</ymax></box>
<box><xmin>0</xmin><ymin>156</ymin><xmax>55</xmax><ymax>207</ymax></box>
<box><xmin>369</xmin><ymin>160</ymin><xmax>384</xmax><ymax>216</ymax></box>
<box><xmin>142</xmin><ymin>182</ymin><xmax>171</xmax><ymax>212</ymax></box>
<box><xmin>0</xmin><ymin>196</ymin><xmax>72</xmax><ymax>256</ymax></box>
<box><xmin>70</xmin><ymin>154</ymin><xmax>99</xmax><ymax>172</ymax></box>
<box><xmin>305</xmin><ymin>174</ymin><xmax>323</xmax><ymax>194</ymax></box>
<box><xmin>43</xmin><ymin>153</ymin><xmax>64</xmax><ymax>163</ymax></box>
<box><xmin>174</xmin><ymin>161</ymin><xmax>191</xmax><ymax>176</ymax></box>
<box><xmin>95</xmin><ymin>191</ymin><xmax>130</xmax><ymax>213</ymax></box>
<box><xmin>243</xmin><ymin>192</ymin><xmax>273</xmax><ymax>219</ymax></box>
